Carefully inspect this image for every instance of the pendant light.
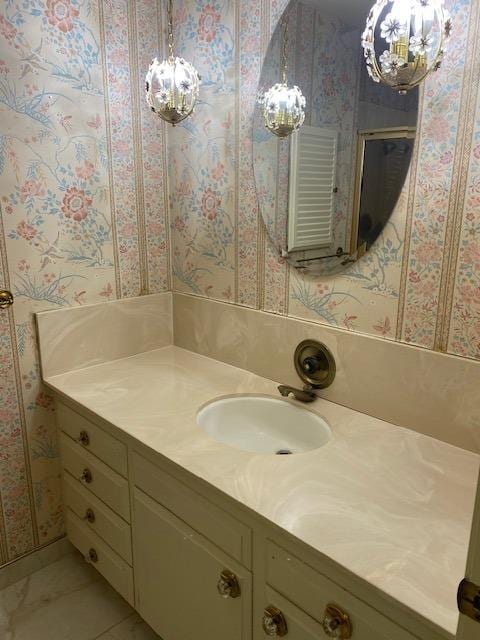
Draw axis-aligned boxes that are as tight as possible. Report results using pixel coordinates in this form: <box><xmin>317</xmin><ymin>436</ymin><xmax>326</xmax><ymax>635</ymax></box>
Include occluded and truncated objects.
<box><xmin>259</xmin><ymin>20</ymin><xmax>306</xmax><ymax>138</ymax></box>
<box><xmin>146</xmin><ymin>0</ymin><xmax>200</xmax><ymax>125</ymax></box>
<box><xmin>362</xmin><ymin>0</ymin><xmax>452</xmax><ymax>93</ymax></box>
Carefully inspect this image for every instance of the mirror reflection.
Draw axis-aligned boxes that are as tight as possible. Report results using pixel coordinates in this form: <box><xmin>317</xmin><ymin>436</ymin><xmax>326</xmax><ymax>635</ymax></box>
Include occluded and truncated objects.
<box><xmin>253</xmin><ymin>0</ymin><xmax>419</xmax><ymax>275</ymax></box>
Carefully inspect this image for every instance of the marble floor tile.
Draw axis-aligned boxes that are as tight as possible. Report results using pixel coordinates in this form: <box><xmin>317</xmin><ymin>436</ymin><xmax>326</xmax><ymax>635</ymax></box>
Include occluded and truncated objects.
<box><xmin>0</xmin><ymin>550</ymin><xmax>134</xmax><ymax>640</ymax></box>
<box><xmin>96</xmin><ymin>613</ymin><xmax>160</xmax><ymax>639</ymax></box>
<box><xmin>0</xmin><ymin>537</ymin><xmax>74</xmax><ymax>592</ymax></box>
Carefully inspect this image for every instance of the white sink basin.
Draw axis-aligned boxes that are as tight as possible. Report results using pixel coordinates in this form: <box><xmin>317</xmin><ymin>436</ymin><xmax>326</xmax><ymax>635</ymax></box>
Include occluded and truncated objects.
<box><xmin>197</xmin><ymin>395</ymin><xmax>331</xmax><ymax>455</ymax></box>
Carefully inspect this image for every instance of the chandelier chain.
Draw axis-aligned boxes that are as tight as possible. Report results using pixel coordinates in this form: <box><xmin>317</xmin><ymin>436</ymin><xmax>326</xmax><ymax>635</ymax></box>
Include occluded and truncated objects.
<box><xmin>167</xmin><ymin>0</ymin><xmax>174</xmax><ymax>60</ymax></box>
<box><xmin>282</xmin><ymin>19</ymin><xmax>288</xmax><ymax>84</ymax></box>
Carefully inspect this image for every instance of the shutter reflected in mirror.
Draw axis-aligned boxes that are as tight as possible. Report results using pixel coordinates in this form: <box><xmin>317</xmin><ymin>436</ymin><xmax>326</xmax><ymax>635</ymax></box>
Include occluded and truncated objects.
<box><xmin>288</xmin><ymin>126</ymin><xmax>337</xmax><ymax>253</ymax></box>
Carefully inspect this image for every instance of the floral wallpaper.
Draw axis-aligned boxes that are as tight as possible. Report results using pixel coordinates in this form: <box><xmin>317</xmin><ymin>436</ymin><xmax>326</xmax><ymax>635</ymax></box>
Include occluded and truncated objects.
<box><xmin>0</xmin><ymin>0</ymin><xmax>169</xmax><ymax>565</ymax></box>
<box><xmin>1</xmin><ymin>0</ymin><xmax>480</xmax><ymax>570</ymax></box>
<box><xmin>170</xmin><ymin>0</ymin><xmax>480</xmax><ymax>358</ymax></box>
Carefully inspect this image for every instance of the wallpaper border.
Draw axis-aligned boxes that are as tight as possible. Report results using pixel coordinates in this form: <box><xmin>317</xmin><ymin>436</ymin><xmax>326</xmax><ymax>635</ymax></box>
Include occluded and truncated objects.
<box><xmin>0</xmin><ymin>206</ymin><xmax>37</xmax><ymax>558</ymax></box>
<box><xmin>440</xmin><ymin>0</ymin><xmax>480</xmax><ymax>351</ymax></box>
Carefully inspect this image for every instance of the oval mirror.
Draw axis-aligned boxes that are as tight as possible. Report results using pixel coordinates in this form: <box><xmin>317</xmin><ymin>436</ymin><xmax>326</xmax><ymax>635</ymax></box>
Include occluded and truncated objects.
<box><xmin>253</xmin><ymin>0</ymin><xmax>419</xmax><ymax>276</ymax></box>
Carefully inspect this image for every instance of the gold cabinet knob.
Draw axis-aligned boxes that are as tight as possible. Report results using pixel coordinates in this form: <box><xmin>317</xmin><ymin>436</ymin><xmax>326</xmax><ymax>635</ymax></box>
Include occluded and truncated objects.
<box><xmin>83</xmin><ymin>508</ymin><xmax>95</xmax><ymax>524</ymax></box>
<box><xmin>87</xmin><ymin>548</ymin><xmax>98</xmax><ymax>563</ymax></box>
<box><xmin>77</xmin><ymin>430</ymin><xmax>90</xmax><ymax>447</ymax></box>
<box><xmin>80</xmin><ymin>468</ymin><xmax>93</xmax><ymax>484</ymax></box>
<box><xmin>217</xmin><ymin>569</ymin><xmax>241</xmax><ymax>599</ymax></box>
<box><xmin>262</xmin><ymin>606</ymin><xmax>288</xmax><ymax>637</ymax></box>
<box><xmin>322</xmin><ymin>604</ymin><xmax>352</xmax><ymax>639</ymax></box>
<box><xmin>0</xmin><ymin>290</ymin><xmax>14</xmax><ymax>310</ymax></box>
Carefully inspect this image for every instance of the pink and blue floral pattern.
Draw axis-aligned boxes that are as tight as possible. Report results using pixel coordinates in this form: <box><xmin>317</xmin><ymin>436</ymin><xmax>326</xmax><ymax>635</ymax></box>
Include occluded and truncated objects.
<box><xmin>448</xmin><ymin>31</ymin><xmax>480</xmax><ymax>359</ymax></box>
<box><xmin>170</xmin><ymin>0</ymin><xmax>237</xmax><ymax>300</ymax></box>
<box><xmin>0</xmin><ymin>271</ymin><xmax>35</xmax><ymax>561</ymax></box>
<box><xmin>0</xmin><ymin>0</ymin><xmax>169</xmax><ymax>564</ymax></box>
<box><xmin>400</xmin><ymin>0</ymin><xmax>471</xmax><ymax>348</ymax></box>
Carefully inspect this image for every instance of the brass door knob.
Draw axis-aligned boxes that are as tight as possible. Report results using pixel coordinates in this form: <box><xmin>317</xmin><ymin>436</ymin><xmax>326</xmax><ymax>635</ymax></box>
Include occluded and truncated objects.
<box><xmin>77</xmin><ymin>431</ymin><xmax>90</xmax><ymax>447</ymax></box>
<box><xmin>87</xmin><ymin>548</ymin><xmax>98</xmax><ymax>563</ymax></box>
<box><xmin>322</xmin><ymin>604</ymin><xmax>352</xmax><ymax>639</ymax></box>
<box><xmin>262</xmin><ymin>606</ymin><xmax>288</xmax><ymax>637</ymax></box>
<box><xmin>0</xmin><ymin>290</ymin><xmax>14</xmax><ymax>309</ymax></box>
<box><xmin>80</xmin><ymin>468</ymin><xmax>93</xmax><ymax>484</ymax></box>
<box><xmin>84</xmin><ymin>508</ymin><xmax>95</xmax><ymax>524</ymax></box>
<box><xmin>217</xmin><ymin>569</ymin><xmax>241</xmax><ymax>599</ymax></box>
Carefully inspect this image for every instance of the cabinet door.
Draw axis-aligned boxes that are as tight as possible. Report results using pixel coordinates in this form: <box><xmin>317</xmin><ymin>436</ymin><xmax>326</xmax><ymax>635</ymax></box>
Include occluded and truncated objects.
<box><xmin>133</xmin><ymin>488</ymin><xmax>252</xmax><ymax>640</ymax></box>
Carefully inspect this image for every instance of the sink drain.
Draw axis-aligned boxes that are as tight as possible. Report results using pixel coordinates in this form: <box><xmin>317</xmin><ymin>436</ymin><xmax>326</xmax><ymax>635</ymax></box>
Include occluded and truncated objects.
<box><xmin>276</xmin><ymin>449</ymin><xmax>293</xmax><ymax>455</ymax></box>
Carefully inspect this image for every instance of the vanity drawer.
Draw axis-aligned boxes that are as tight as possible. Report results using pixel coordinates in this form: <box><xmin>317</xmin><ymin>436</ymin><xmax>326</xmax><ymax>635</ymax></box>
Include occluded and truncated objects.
<box><xmin>57</xmin><ymin>402</ymin><xmax>127</xmax><ymax>477</ymax></box>
<box><xmin>63</xmin><ymin>472</ymin><xmax>132</xmax><ymax>565</ymax></box>
<box><xmin>60</xmin><ymin>433</ymin><xmax>130</xmax><ymax>522</ymax></box>
<box><xmin>66</xmin><ymin>508</ymin><xmax>134</xmax><ymax>606</ymax></box>
<box><xmin>261</xmin><ymin>586</ymin><xmax>337</xmax><ymax>640</ymax></box>
<box><xmin>265</xmin><ymin>541</ymin><xmax>416</xmax><ymax>640</ymax></box>
<box><xmin>132</xmin><ymin>452</ymin><xmax>251</xmax><ymax>568</ymax></box>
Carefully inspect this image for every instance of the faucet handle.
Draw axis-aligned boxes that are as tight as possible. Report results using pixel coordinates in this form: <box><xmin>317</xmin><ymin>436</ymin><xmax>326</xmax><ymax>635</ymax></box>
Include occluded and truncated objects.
<box><xmin>294</xmin><ymin>340</ymin><xmax>336</xmax><ymax>389</ymax></box>
<box><xmin>302</xmin><ymin>356</ymin><xmax>320</xmax><ymax>375</ymax></box>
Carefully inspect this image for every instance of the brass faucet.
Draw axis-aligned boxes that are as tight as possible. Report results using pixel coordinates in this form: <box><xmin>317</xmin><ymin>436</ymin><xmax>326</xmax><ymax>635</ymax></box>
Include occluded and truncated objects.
<box><xmin>278</xmin><ymin>340</ymin><xmax>336</xmax><ymax>403</ymax></box>
<box><xmin>278</xmin><ymin>385</ymin><xmax>316</xmax><ymax>403</ymax></box>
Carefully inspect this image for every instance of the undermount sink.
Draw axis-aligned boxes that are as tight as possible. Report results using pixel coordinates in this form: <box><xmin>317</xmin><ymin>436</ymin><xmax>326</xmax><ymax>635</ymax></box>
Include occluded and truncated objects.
<box><xmin>197</xmin><ymin>395</ymin><xmax>331</xmax><ymax>455</ymax></box>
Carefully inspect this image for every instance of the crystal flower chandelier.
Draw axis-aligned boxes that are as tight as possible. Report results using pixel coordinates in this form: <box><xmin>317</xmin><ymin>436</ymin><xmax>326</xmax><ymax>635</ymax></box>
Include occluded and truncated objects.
<box><xmin>362</xmin><ymin>0</ymin><xmax>452</xmax><ymax>93</ymax></box>
<box><xmin>259</xmin><ymin>20</ymin><xmax>306</xmax><ymax>138</ymax></box>
<box><xmin>146</xmin><ymin>0</ymin><xmax>200</xmax><ymax>125</ymax></box>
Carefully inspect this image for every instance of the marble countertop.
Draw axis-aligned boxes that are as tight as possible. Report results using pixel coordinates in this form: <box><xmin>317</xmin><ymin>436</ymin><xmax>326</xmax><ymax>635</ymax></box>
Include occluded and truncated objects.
<box><xmin>44</xmin><ymin>346</ymin><xmax>479</xmax><ymax>636</ymax></box>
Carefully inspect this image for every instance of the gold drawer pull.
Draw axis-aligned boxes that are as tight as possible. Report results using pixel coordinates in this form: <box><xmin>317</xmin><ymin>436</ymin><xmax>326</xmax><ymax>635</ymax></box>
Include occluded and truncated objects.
<box><xmin>262</xmin><ymin>606</ymin><xmax>288</xmax><ymax>637</ymax></box>
<box><xmin>0</xmin><ymin>290</ymin><xmax>14</xmax><ymax>309</ymax></box>
<box><xmin>80</xmin><ymin>468</ymin><xmax>93</xmax><ymax>484</ymax></box>
<box><xmin>87</xmin><ymin>548</ymin><xmax>98</xmax><ymax>563</ymax></box>
<box><xmin>322</xmin><ymin>604</ymin><xmax>352</xmax><ymax>639</ymax></box>
<box><xmin>217</xmin><ymin>569</ymin><xmax>241</xmax><ymax>599</ymax></box>
<box><xmin>77</xmin><ymin>431</ymin><xmax>90</xmax><ymax>446</ymax></box>
<box><xmin>83</xmin><ymin>508</ymin><xmax>95</xmax><ymax>524</ymax></box>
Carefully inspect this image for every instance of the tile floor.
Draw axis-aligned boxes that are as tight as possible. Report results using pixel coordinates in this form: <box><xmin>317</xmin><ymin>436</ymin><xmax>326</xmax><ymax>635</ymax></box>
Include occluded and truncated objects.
<box><xmin>0</xmin><ymin>550</ymin><xmax>160</xmax><ymax>640</ymax></box>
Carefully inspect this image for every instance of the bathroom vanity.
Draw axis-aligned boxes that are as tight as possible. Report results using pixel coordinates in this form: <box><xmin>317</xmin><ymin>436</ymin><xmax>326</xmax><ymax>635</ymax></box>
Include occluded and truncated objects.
<box><xmin>37</xmin><ymin>322</ymin><xmax>479</xmax><ymax>640</ymax></box>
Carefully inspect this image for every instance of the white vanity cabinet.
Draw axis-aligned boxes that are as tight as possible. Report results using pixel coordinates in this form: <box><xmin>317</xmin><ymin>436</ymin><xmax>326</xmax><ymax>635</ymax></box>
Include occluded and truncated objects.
<box><xmin>55</xmin><ymin>401</ymin><xmax>437</xmax><ymax>640</ymax></box>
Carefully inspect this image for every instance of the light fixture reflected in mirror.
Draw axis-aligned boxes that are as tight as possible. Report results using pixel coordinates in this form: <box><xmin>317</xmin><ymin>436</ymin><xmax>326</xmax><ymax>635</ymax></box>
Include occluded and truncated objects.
<box><xmin>259</xmin><ymin>20</ymin><xmax>306</xmax><ymax>138</ymax></box>
<box><xmin>362</xmin><ymin>0</ymin><xmax>452</xmax><ymax>93</ymax></box>
<box><xmin>252</xmin><ymin>0</ymin><xmax>420</xmax><ymax>277</ymax></box>
<box><xmin>146</xmin><ymin>0</ymin><xmax>200</xmax><ymax>126</ymax></box>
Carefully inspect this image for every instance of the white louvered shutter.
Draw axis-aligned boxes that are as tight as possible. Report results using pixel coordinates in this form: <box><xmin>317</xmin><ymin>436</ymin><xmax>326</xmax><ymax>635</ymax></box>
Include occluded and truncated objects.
<box><xmin>288</xmin><ymin>126</ymin><xmax>337</xmax><ymax>252</ymax></box>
